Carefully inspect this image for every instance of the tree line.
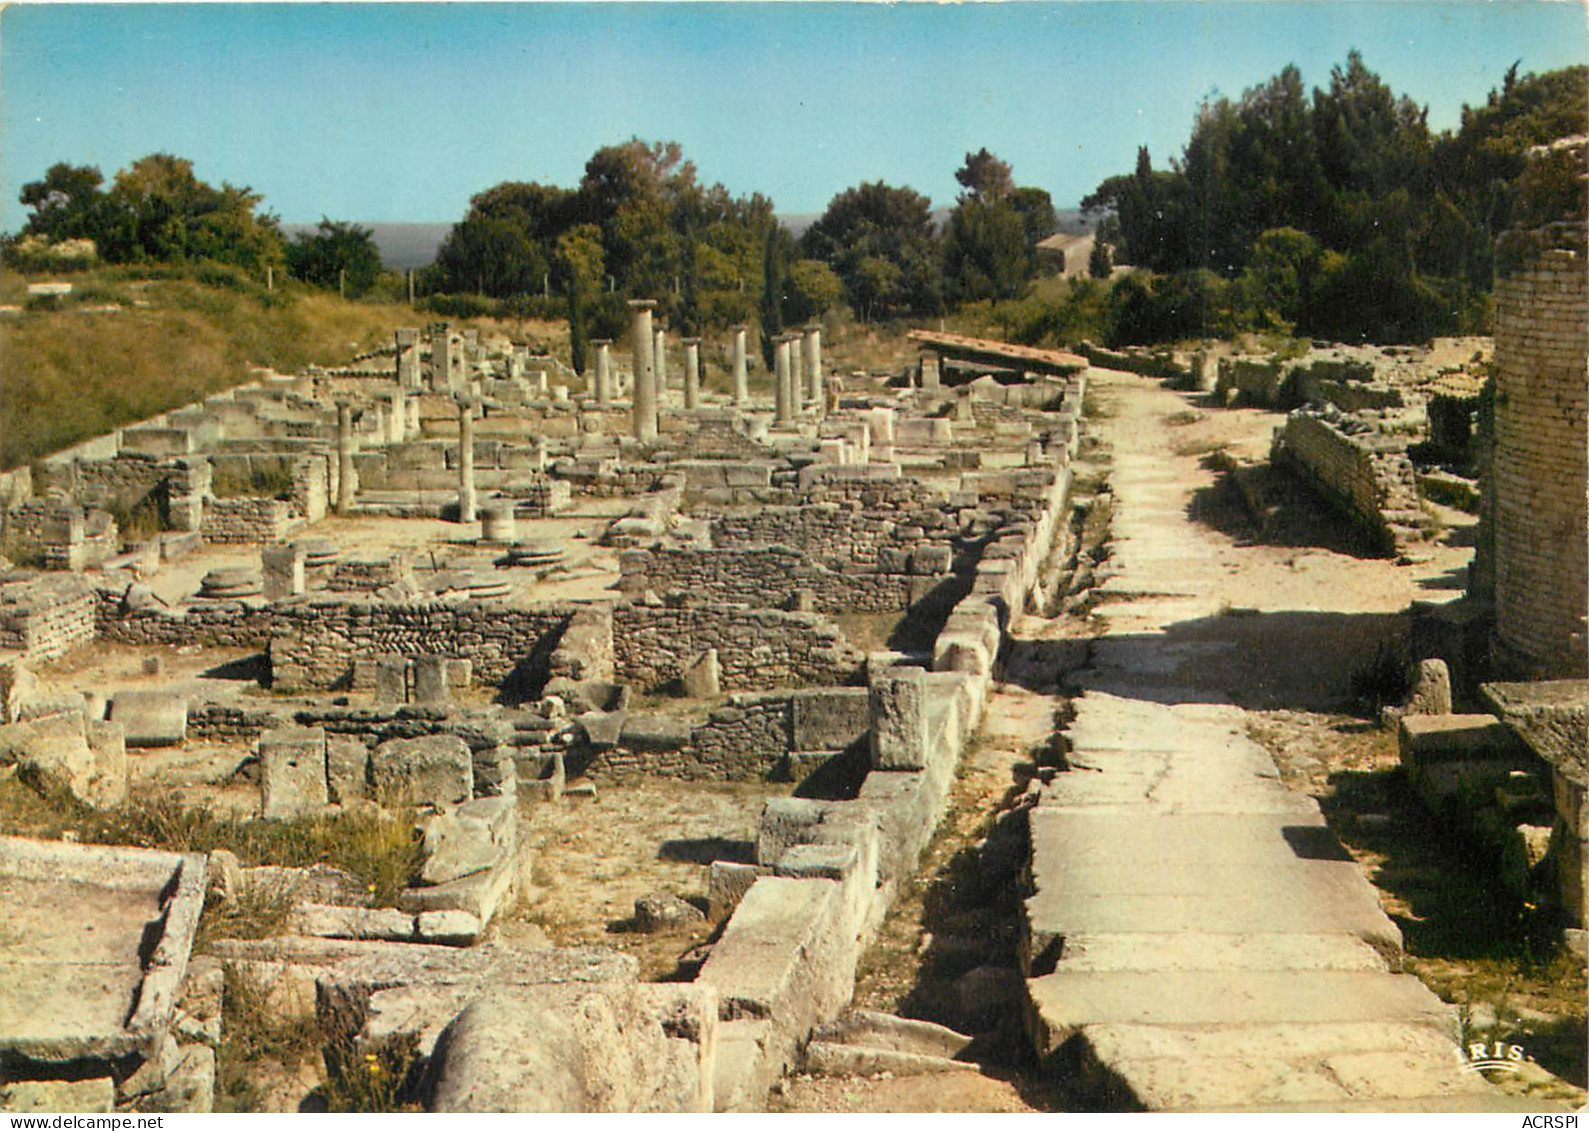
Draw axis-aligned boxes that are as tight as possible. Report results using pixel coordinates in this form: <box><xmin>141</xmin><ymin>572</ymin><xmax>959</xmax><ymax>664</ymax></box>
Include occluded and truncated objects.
<box><xmin>1082</xmin><ymin>54</ymin><xmax>1587</xmax><ymax>344</ymax></box>
<box><xmin>8</xmin><ymin>153</ymin><xmax>386</xmax><ymax>296</ymax></box>
<box><xmin>11</xmin><ymin>53</ymin><xmax>1581</xmax><ymax>353</ymax></box>
<box><xmin>423</xmin><ymin>139</ymin><xmax>1058</xmax><ymax>367</ymax></box>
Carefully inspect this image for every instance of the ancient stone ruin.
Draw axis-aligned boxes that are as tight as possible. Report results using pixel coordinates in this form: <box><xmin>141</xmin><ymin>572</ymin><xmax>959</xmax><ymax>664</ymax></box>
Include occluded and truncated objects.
<box><xmin>1</xmin><ymin>142</ymin><xmax>1584</xmax><ymax>1116</ymax></box>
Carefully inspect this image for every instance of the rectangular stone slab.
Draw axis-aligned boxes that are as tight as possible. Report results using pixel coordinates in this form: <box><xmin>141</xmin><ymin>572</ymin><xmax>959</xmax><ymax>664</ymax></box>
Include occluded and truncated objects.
<box><xmin>0</xmin><ymin>838</ymin><xmax>206</xmax><ymax>1063</ymax></box>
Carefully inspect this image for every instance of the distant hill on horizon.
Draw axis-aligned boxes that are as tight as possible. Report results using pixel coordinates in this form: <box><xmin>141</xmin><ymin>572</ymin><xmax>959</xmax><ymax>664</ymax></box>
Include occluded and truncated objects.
<box><xmin>286</xmin><ymin>206</ymin><xmax>1090</xmax><ymax>272</ymax></box>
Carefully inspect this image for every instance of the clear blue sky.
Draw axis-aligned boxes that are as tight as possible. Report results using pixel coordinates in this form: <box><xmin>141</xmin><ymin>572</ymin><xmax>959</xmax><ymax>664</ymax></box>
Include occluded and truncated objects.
<box><xmin>2</xmin><ymin>2</ymin><xmax>1585</xmax><ymax>231</ymax></box>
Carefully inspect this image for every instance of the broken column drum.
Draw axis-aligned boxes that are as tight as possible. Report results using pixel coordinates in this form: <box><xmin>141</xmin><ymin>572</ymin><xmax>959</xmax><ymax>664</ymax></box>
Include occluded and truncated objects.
<box><xmin>481</xmin><ymin>500</ymin><xmax>517</xmax><ymax>543</ymax></box>
<box><xmin>629</xmin><ymin>300</ymin><xmax>658</xmax><ymax>442</ymax></box>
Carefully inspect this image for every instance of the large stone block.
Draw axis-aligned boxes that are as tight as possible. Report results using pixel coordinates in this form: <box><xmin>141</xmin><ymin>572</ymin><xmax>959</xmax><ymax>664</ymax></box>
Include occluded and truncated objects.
<box><xmin>109</xmin><ymin>690</ymin><xmax>188</xmax><ymax>747</ymax></box>
<box><xmin>259</xmin><ymin>727</ymin><xmax>328</xmax><ymax>820</ymax></box>
<box><xmin>790</xmin><ymin>688</ymin><xmax>869</xmax><ymax>752</ymax></box>
<box><xmin>869</xmin><ymin>668</ymin><xmax>929</xmax><ymax>770</ymax></box>
<box><xmin>418</xmin><ymin>797</ymin><xmax>515</xmax><ymax>886</ymax></box>
<box><xmin>426</xmin><ymin>983</ymin><xmax>717</xmax><ymax>1112</ymax></box>
<box><xmin>1397</xmin><ymin>714</ymin><xmax>1525</xmax><ymax>766</ymax></box>
<box><xmin>412</xmin><ymin>656</ymin><xmax>452</xmax><ymax>706</ymax></box>
<box><xmin>371</xmin><ymin>735</ymin><xmax>473</xmax><ymax>807</ymax></box>
<box><xmin>326</xmin><ymin>735</ymin><xmax>370</xmax><ymax>804</ymax></box>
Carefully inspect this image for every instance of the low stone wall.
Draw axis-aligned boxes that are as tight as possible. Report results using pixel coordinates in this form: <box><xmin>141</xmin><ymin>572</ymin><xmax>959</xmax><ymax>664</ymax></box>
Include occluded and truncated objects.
<box><xmin>201</xmin><ymin>497</ymin><xmax>300</xmax><ymax>544</ymax></box>
<box><xmin>696</xmin><ymin>436</ymin><xmax>1078</xmax><ymax>1110</ymax></box>
<box><xmin>0</xmin><ymin>574</ymin><xmax>97</xmax><ymax>661</ymax></box>
<box><xmin>711</xmin><ymin>504</ymin><xmax>914</xmax><ymax>567</ymax></box>
<box><xmin>1273</xmin><ymin>411</ymin><xmax>1422</xmax><ymax>554</ymax></box>
<box><xmin>186</xmin><ymin>702</ymin><xmax>286</xmax><ymax>745</ymax></box>
<box><xmin>594</xmin><ymin>687</ymin><xmax>871</xmax><ymax>782</ymax></box>
<box><xmin>34</xmin><ymin>454</ymin><xmax>172</xmax><ymax>515</ymax></box>
<box><xmin>611</xmin><ymin>604</ymin><xmax>866</xmax><ymax>693</ymax></box>
<box><xmin>96</xmin><ymin>591</ymin><xmax>272</xmax><ymax>649</ymax></box>
<box><xmin>1216</xmin><ymin>356</ymin><xmax>1287</xmax><ymax>406</ymax></box>
<box><xmin>1077</xmin><ymin>341</ymin><xmax>1189</xmax><ymax>382</ymax></box>
<box><xmin>267</xmin><ymin>598</ymin><xmax>578</xmax><ymax>691</ymax></box>
<box><xmin>618</xmin><ymin>546</ymin><xmax>941</xmax><ymax>615</ymax></box>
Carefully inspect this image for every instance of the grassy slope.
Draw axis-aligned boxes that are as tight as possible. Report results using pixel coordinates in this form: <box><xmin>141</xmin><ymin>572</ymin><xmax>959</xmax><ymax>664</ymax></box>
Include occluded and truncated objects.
<box><xmin>0</xmin><ymin>267</ymin><xmax>563</xmax><ymax>471</ymax></box>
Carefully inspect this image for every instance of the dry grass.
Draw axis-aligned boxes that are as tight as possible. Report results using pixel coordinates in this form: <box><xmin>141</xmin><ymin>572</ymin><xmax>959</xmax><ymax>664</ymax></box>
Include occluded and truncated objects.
<box><xmin>0</xmin><ymin>267</ymin><xmax>548</xmax><ymax>470</ymax></box>
<box><xmin>0</xmin><ymin>768</ymin><xmax>423</xmax><ymax>906</ymax></box>
<box><xmin>215</xmin><ymin>963</ymin><xmax>326</xmax><ymax>1113</ymax></box>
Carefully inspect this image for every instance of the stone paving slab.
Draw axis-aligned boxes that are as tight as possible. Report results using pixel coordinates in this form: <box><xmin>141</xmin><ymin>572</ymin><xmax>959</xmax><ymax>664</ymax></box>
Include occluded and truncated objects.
<box><xmin>1029</xmin><ymin>970</ymin><xmax>1457</xmax><ymax>1037</ymax></box>
<box><xmin>1021</xmin><ymin>369</ymin><xmax>1507</xmax><ymax>1111</ymax></box>
<box><xmin>1057</xmin><ymin>933</ymin><xmax>1388</xmax><ymax>973</ymax></box>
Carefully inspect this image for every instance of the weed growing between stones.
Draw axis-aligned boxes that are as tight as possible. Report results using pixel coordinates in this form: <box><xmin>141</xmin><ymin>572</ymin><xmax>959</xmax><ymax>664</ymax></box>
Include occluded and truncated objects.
<box><xmin>215</xmin><ymin>964</ymin><xmax>325</xmax><ymax>1113</ymax></box>
<box><xmin>320</xmin><ymin>1031</ymin><xmax>423</xmax><ymax>1113</ymax></box>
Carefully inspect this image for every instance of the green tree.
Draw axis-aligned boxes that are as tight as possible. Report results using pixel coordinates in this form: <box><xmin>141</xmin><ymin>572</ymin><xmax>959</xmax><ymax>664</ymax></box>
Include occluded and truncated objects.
<box><xmin>554</xmin><ymin>224</ymin><xmax>605</xmax><ymax>373</ymax></box>
<box><xmin>800</xmin><ymin>180</ymin><xmax>942</xmax><ymax>318</ymax></box>
<box><xmin>286</xmin><ymin>218</ymin><xmax>383</xmax><ymax>296</ymax></box>
<box><xmin>1087</xmin><ymin>238</ymin><xmax>1112</xmax><ymax>279</ymax></box>
<box><xmin>945</xmin><ymin>150</ymin><xmax>1052</xmax><ymax>303</ymax></box>
<box><xmin>99</xmin><ymin>153</ymin><xmax>283</xmax><ymax>269</ymax></box>
<box><xmin>1009</xmin><ymin>186</ymin><xmax>1058</xmax><ymax>246</ymax></box>
<box><xmin>18</xmin><ymin>162</ymin><xmax>107</xmax><ymax>244</ymax></box>
<box><xmin>785</xmin><ymin>259</ymin><xmax>843</xmax><ymax>324</ymax></box>
<box><xmin>955</xmin><ymin>147</ymin><xmax>1015</xmax><ymax>202</ymax></box>
<box><xmin>1240</xmin><ymin>226</ymin><xmax>1320</xmax><ymax>328</ymax></box>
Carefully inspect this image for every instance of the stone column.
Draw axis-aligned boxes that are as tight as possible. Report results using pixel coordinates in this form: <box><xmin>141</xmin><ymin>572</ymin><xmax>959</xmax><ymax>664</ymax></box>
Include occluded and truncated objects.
<box><xmin>731</xmin><ymin>325</ymin><xmax>749</xmax><ymax>406</ymax></box>
<box><xmin>388</xmin><ymin>387</ymin><xmax>406</xmax><ymax>443</ymax></box>
<box><xmin>335</xmin><ymin>402</ymin><xmax>358</xmax><ymax>515</ymax></box>
<box><xmin>629</xmin><ymin>300</ymin><xmax>658</xmax><ymax>441</ymax></box>
<box><xmin>774</xmin><ymin>335</ymin><xmax>794</xmax><ymax>426</ymax></box>
<box><xmin>462</xmin><ymin>329</ymin><xmax>480</xmax><ymax>384</ymax></box>
<box><xmin>654</xmin><ymin>327</ymin><xmax>669</xmax><ymax>402</ymax></box>
<box><xmin>682</xmin><ymin>338</ymin><xmax>702</xmax><ymax>411</ymax></box>
<box><xmin>431</xmin><ymin>322</ymin><xmax>455</xmax><ymax>391</ymax></box>
<box><xmin>920</xmin><ymin>350</ymin><xmax>942</xmax><ymax>391</ymax></box>
<box><xmin>789</xmin><ymin>336</ymin><xmax>804</xmax><ymax>413</ymax></box>
<box><xmin>804</xmin><ymin>324</ymin><xmax>824</xmax><ymax>414</ymax></box>
<box><xmin>395</xmin><ymin>328</ymin><xmax>421</xmax><ymax>388</ymax></box>
<box><xmin>457</xmin><ymin>397</ymin><xmax>477</xmax><ymax>524</ymax></box>
<box><xmin>592</xmin><ymin>339</ymin><xmax>613</xmax><ymax>405</ymax></box>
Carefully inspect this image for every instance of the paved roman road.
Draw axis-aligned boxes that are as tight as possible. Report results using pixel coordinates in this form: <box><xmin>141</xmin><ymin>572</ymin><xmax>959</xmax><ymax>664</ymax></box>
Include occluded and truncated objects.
<box><xmin>1013</xmin><ymin>365</ymin><xmax>1524</xmax><ymax>1111</ymax></box>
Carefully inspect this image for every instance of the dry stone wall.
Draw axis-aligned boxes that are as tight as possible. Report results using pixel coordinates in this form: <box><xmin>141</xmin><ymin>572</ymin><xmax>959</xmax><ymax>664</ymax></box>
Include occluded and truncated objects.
<box><xmin>1273</xmin><ymin>410</ymin><xmax>1422</xmax><ymax>554</ymax></box>
<box><xmin>611</xmin><ymin>604</ymin><xmax>865</xmax><ymax>692</ymax></box>
<box><xmin>201</xmin><ymin>498</ymin><xmax>300</xmax><ymax>544</ymax></box>
<box><xmin>618</xmin><ymin>546</ymin><xmax>930</xmax><ymax>614</ymax></box>
<box><xmin>0</xmin><ymin>575</ymin><xmax>97</xmax><ymax>661</ymax></box>
<box><xmin>267</xmin><ymin>599</ymin><xmax>578</xmax><ymax>690</ymax></box>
